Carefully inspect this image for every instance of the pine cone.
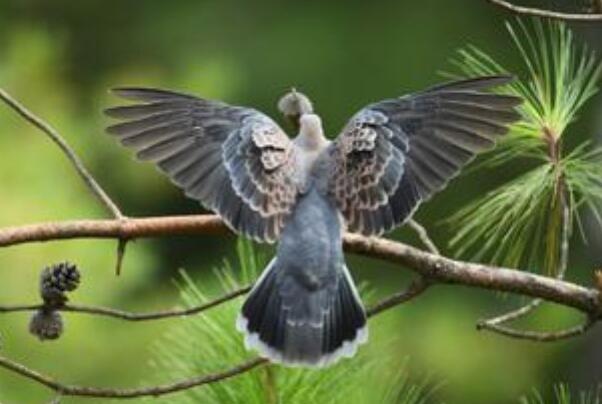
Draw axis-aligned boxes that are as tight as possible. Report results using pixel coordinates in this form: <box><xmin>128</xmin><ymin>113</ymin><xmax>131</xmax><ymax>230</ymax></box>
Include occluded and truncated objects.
<box><xmin>29</xmin><ymin>310</ymin><xmax>63</xmax><ymax>341</ymax></box>
<box><xmin>40</xmin><ymin>262</ymin><xmax>81</xmax><ymax>306</ymax></box>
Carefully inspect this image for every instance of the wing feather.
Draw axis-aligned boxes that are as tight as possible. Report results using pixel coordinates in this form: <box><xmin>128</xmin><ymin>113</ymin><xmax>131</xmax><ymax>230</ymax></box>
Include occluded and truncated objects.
<box><xmin>105</xmin><ymin>87</ymin><xmax>298</xmax><ymax>242</ymax></box>
<box><xmin>328</xmin><ymin>75</ymin><xmax>522</xmax><ymax>236</ymax></box>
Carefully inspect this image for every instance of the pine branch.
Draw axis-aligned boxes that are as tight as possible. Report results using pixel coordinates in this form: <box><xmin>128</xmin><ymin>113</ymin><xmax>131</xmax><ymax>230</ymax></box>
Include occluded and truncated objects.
<box><xmin>476</xmin><ymin>142</ymin><xmax>573</xmax><ymax>338</ymax></box>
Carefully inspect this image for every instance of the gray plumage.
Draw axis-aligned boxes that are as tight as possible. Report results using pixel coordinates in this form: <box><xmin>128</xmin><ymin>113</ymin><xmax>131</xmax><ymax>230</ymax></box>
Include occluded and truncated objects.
<box><xmin>237</xmin><ymin>187</ymin><xmax>366</xmax><ymax>366</ymax></box>
<box><xmin>105</xmin><ymin>75</ymin><xmax>522</xmax><ymax>367</ymax></box>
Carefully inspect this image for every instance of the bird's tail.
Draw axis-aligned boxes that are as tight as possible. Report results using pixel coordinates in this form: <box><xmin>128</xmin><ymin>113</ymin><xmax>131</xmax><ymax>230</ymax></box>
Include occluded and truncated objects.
<box><xmin>236</xmin><ymin>257</ymin><xmax>368</xmax><ymax>368</ymax></box>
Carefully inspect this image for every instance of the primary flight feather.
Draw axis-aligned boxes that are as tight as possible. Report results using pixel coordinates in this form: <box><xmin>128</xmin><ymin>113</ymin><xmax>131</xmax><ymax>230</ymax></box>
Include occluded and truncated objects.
<box><xmin>105</xmin><ymin>76</ymin><xmax>522</xmax><ymax>367</ymax></box>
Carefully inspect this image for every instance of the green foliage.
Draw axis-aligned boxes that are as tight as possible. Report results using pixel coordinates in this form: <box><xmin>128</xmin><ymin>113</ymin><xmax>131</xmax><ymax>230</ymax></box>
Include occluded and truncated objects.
<box><xmin>146</xmin><ymin>238</ymin><xmax>432</xmax><ymax>404</ymax></box>
<box><xmin>450</xmin><ymin>163</ymin><xmax>556</xmax><ymax>269</ymax></box>
<box><xmin>1</xmin><ymin>5</ymin><xmax>601</xmax><ymax>402</ymax></box>
<box><xmin>520</xmin><ymin>383</ymin><xmax>602</xmax><ymax>404</ymax></box>
<box><xmin>563</xmin><ymin>145</ymin><xmax>602</xmax><ymax>232</ymax></box>
<box><xmin>447</xmin><ymin>19</ymin><xmax>602</xmax><ymax>273</ymax></box>
<box><xmin>451</xmin><ymin>19</ymin><xmax>601</xmax><ymax>145</ymax></box>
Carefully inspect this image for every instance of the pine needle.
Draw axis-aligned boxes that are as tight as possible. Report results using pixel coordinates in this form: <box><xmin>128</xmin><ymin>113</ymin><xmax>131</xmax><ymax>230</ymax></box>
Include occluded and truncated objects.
<box><xmin>145</xmin><ymin>238</ymin><xmax>432</xmax><ymax>404</ymax></box>
<box><xmin>446</xmin><ymin>19</ymin><xmax>601</xmax><ymax>274</ymax></box>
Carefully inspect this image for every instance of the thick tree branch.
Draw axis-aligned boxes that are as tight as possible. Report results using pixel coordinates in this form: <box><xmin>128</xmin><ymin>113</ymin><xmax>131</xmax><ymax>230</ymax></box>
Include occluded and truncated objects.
<box><xmin>0</xmin><ymin>214</ymin><xmax>598</xmax><ymax>316</ymax></box>
<box><xmin>0</xmin><ymin>215</ymin><xmax>227</xmax><ymax>247</ymax></box>
<box><xmin>486</xmin><ymin>0</ymin><xmax>602</xmax><ymax>21</ymax></box>
<box><xmin>343</xmin><ymin>233</ymin><xmax>599</xmax><ymax>315</ymax></box>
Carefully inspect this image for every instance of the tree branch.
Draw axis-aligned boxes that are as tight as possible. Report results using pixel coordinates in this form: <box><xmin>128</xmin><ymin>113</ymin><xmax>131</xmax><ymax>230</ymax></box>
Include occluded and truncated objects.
<box><xmin>0</xmin><ymin>271</ymin><xmax>429</xmax><ymax>323</ymax></box>
<box><xmin>486</xmin><ymin>0</ymin><xmax>602</xmax><ymax>21</ymax></box>
<box><xmin>0</xmin><ymin>88</ymin><xmax>123</xmax><ymax>219</ymax></box>
<box><xmin>476</xmin><ymin>315</ymin><xmax>594</xmax><ymax>342</ymax></box>
<box><xmin>343</xmin><ymin>233</ymin><xmax>599</xmax><ymax>315</ymax></box>
<box><xmin>0</xmin><ymin>215</ymin><xmax>598</xmax><ymax>316</ymax></box>
<box><xmin>0</xmin><ymin>285</ymin><xmax>251</xmax><ymax>321</ymax></box>
<box><xmin>0</xmin><ymin>284</ymin><xmax>427</xmax><ymax>399</ymax></box>
<box><xmin>407</xmin><ymin>220</ymin><xmax>440</xmax><ymax>255</ymax></box>
<box><xmin>366</xmin><ymin>277</ymin><xmax>432</xmax><ymax>316</ymax></box>
<box><xmin>0</xmin><ymin>215</ymin><xmax>227</xmax><ymax>247</ymax></box>
<box><xmin>0</xmin><ymin>355</ymin><xmax>267</xmax><ymax>399</ymax></box>
<box><xmin>0</xmin><ymin>88</ymin><xmax>131</xmax><ymax>275</ymax></box>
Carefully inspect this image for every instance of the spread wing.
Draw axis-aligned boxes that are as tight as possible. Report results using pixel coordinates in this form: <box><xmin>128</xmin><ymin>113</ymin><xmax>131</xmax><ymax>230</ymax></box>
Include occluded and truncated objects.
<box><xmin>327</xmin><ymin>75</ymin><xmax>522</xmax><ymax>236</ymax></box>
<box><xmin>105</xmin><ymin>88</ymin><xmax>298</xmax><ymax>243</ymax></box>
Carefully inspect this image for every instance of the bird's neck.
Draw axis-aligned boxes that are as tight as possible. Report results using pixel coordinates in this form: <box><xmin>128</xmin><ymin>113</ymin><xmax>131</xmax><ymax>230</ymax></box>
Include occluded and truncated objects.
<box><xmin>296</xmin><ymin>114</ymin><xmax>328</xmax><ymax>151</ymax></box>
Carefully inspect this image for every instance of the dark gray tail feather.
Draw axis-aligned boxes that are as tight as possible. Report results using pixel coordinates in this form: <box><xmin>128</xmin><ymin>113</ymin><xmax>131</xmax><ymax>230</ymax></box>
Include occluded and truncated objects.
<box><xmin>237</xmin><ymin>257</ymin><xmax>368</xmax><ymax>368</ymax></box>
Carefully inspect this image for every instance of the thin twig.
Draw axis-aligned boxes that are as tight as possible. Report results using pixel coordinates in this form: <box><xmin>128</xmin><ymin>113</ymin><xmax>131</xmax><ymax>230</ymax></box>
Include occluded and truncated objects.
<box><xmin>0</xmin><ymin>275</ymin><xmax>427</xmax><ymax>323</ymax></box>
<box><xmin>481</xmin><ymin>299</ymin><xmax>543</xmax><ymax>326</ymax></box>
<box><xmin>476</xmin><ymin>316</ymin><xmax>594</xmax><ymax>342</ymax></box>
<box><xmin>486</xmin><ymin>0</ymin><xmax>602</xmax><ymax>21</ymax></box>
<box><xmin>0</xmin><ymin>285</ymin><xmax>429</xmax><ymax>398</ymax></box>
<box><xmin>0</xmin><ymin>88</ymin><xmax>123</xmax><ymax>219</ymax></box>
<box><xmin>366</xmin><ymin>277</ymin><xmax>432</xmax><ymax>316</ymax></box>
<box><xmin>0</xmin><ymin>285</ymin><xmax>252</xmax><ymax>321</ymax></box>
<box><xmin>0</xmin><ymin>355</ymin><xmax>267</xmax><ymax>398</ymax></box>
<box><xmin>407</xmin><ymin>220</ymin><xmax>440</xmax><ymax>255</ymax></box>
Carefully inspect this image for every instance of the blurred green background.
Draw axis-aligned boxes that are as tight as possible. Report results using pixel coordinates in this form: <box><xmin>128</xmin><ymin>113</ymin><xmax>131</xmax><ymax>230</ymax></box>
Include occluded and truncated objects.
<box><xmin>0</xmin><ymin>1</ymin><xmax>601</xmax><ymax>403</ymax></box>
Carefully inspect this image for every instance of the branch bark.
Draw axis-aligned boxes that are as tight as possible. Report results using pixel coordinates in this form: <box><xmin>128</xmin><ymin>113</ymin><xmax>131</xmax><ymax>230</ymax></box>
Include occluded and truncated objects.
<box><xmin>0</xmin><ymin>214</ymin><xmax>598</xmax><ymax>316</ymax></box>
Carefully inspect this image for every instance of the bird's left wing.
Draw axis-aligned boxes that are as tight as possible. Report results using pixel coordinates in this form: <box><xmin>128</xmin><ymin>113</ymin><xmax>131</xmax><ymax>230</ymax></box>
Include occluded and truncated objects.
<box><xmin>105</xmin><ymin>88</ymin><xmax>298</xmax><ymax>242</ymax></box>
<box><xmin>326</xmin><ymin>76</ymin><xmax>522</xmax><ymax>236</ymax></box>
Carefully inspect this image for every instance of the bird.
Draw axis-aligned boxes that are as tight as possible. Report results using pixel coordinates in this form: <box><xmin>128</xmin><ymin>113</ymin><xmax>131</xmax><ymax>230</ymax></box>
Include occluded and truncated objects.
<box><xmin>104</xmin><ymin>75</ymin><xmax>522</xmax><ymax>368</ymax></box>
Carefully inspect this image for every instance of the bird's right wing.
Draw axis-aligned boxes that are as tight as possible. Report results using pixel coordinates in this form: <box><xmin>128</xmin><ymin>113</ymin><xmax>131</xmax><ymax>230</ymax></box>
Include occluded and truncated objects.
<box><xmin>105</xmin><ymin>88</ymin><xmax>299</xmax><ymax>242</ymax></box>
<box><xmin>326</xmin><ymin>76</ymin><xmax>522</xmax><ymax>236</ymax></box>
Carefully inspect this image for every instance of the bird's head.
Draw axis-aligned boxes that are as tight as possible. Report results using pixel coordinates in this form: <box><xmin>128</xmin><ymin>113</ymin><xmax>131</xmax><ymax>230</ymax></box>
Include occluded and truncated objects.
<box><xmin>277</xmin><ymin>88</ymin><xmax>313</xmax><ymax>131</ymax></box>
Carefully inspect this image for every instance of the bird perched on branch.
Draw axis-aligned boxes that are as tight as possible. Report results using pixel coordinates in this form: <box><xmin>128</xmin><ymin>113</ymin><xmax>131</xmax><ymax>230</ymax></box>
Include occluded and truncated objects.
<box><xmin>105</xmin><ymin>76</ymin><xmax>521</xmax><ymax>367</ymax></box>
